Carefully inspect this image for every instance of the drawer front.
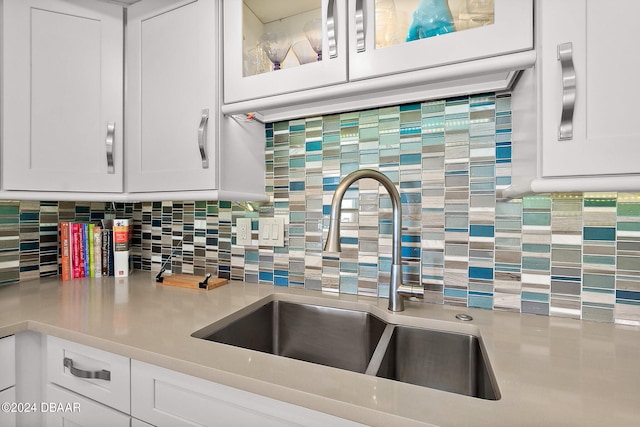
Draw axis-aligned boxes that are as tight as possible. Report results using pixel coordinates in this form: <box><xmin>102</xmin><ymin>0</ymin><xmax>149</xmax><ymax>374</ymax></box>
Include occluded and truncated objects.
<box><xmin>45</xmin><ymin>384</ymin><xmax>130</xmax><ymax>427</ymax></box>
<box><xmin>132</xmin><ymin>360</ymin><xmax>364</xmax><ymax>427</ymax></box>
<box><xmin>46</xmin><ymin>336</ymin><xmax>130</xmax><ymax>413</ymax></box>
<box><xmin>0</xmin><ymin>335</ymin><xmax>16</xmax><ymax>391</ymax></box>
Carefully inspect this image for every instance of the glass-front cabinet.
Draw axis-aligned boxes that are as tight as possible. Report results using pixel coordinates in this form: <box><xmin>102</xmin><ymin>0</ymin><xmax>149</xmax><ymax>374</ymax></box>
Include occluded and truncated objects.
<box><xmin>223</xmin><ymin>0</ymin><xmax>532</xmax><ymax>104</ymax></box>
<box><xmin>223</xmin><ymin>0</ymin><xmax>348</xmax><ymax>103</ymax></box>
<box><xmin>349</xmin><ymin>0</ymin><xmax>532</xmax><ymax>80</ymax></box>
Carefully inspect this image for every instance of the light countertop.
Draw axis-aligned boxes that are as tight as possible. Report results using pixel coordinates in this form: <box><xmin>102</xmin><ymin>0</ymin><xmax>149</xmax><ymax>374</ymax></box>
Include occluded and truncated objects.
<box><xmin>1</xmin><ymin>272</ymin><xmax>639</xmax><ymax>426</ymax></box>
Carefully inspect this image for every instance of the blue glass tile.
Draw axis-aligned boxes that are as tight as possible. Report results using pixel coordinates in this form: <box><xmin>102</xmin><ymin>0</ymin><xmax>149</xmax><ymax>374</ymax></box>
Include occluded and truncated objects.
<box><xmin>522</xmin><ymin>291</ymin><xmax>549</xmax><ymax>302</ymax></box>
<box><xmin>400</xmin><ymin>103</ymin><xmax>421</xmax><ymax>111</ymax></box>
<box><xmin>274</xmin><ymin>269</ymin><xmax>289</xmax><ymax>277</ymax></box>
<box><xmin>306</xmin><ymin>141</ymin><xmax>322</xmax><ymax>152</ymax></box>
<box><xmin>274</xmin><ymin>276</ymin><xmax>289</xmax><ymax>286</ymax></box>
<box><xmin>469</xmin><ymin>295</ymin><xmax>493</xmax><ymax>310</ymax></box>
<box><xmin>616</xmin><ymin>290</ymin><xmax>640</xmax><ymax>301</ymax></box>
<box><xmin>259</xmin><ymin>271</ymin><xmax>273</xmax><ymax>281</ymax></box>
<box><xmin>402</xmin><ymin>235</ymin><xmax>420</xmax><ymax>243</ymax></box>
<box><xmin>401</xmin><ymin>193</ymin><xmax>421</xmax><ymax>204</ymax></box>
<box><xmin>469</xmin><ymin>225</ymin><xmax>494</xmax><ymax>238</ymax></box>
<box><xmin>583</xmin><ymin>227</ymin><xmax>616</xmax><ymax>241</ymax></box>
<box><xmin>400</xmin><ymin>153</ymin><xmax>421</xmax><ymax>165</ymax></box>
<box><xmin>469</xmin><ymin>266</ymin><xmax>493</xmax><ymax>280</ymax></box>
<box><xmin>290</xmin><ymin>124</ymin><xmax>305</xmax><ymax>132</ymax></box>
<box><xmin>340</xmin><ymin>237</ymin><xmax>358</xmax><ymax>245</ymax></box>
<box><xmin>289</xmin><ymin>182</ymin><xmax>305</xmax><ymax>191</ymax></box>
<box><xmin>401</xmin><ymin>246</ymin><xmax>420</xmax><ymax>258</ymax></box>
<box><xmin>496</xmin><ymin>146</ymin><xmax>511</xmax><ymax>160</ymax></box>
<box><xmin>444</xmin><ymin>288</ymin><xmax>467</xmax><ymax>299</ymax></box>
<box><xmin>244</xmin><ymin>251</ymin><xmax>259</xmax><ymax>263</ymax></box>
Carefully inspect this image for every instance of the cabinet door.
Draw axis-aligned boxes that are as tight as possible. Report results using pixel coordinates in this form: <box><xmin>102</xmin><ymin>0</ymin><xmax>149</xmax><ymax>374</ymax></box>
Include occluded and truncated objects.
<box><xmin>540</xmin><ymin>0</ymin><xmax>640</xmax><ymax>178</ymax></box>
<box><xmin>223</xmin><ymin>0</ymin><xmax>348</xmax><ymax>103</ymax></box>
<box><xmin>131</xmin><ymin>360</ymin><xmax>364</xmax><ymax>427</ymax></box>
<box><xmin>349</xmin><ymin>0</ymin><xmax>532</xmax><ymax>80</ymax></box>
<box><xmin>0</xmin><ymin>335</ymin><xmax>15</xmax><ymax>391</ymax></box>
<box><xmin>1</xmin><ymin>0</ymin><xmax>123</xmax><ymax>192</ymax></box>
<box><xmin>126</xmin><ymin>0</ymin><xmax>219</xmax><ymax>192</ymax></box>
<box><xmin>45</xmin><ymin>384</ymin><xmax>130</xmax><ymax>427</ymax></box>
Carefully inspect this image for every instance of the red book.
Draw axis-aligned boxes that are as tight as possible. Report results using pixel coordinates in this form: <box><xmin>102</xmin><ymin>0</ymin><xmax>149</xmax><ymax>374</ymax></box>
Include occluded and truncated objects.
<box><xmin>59</xmin><ymin>222</ymin><xmax>71</xmax><ymax>281</ymax></box>
<box><xmin>71</xmin><ymin>223</ymin><xmax>82</xmax><ymax>278</ymax></box>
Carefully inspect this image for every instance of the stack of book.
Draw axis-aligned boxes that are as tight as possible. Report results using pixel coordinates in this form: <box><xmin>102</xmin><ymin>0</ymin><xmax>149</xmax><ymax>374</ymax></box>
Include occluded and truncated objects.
<box><xmin>59</xmin><ymin>219</ymin><xmax>130</xmax><ymax>281</ymax></box>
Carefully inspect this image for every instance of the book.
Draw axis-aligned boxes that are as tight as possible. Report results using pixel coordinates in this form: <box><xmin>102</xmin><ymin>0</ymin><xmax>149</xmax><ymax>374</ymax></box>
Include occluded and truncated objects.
<box><xmin>101</xmin><ymin>226</ymin><xmax>114</xmax><ymax>277</ymax></box>
<box><xmin>82</xmin><ymin>223</ymin><xmax>89</xmax><ymax>278</ymax></box>
<box><xmin>88</xmin><ymin>223</ymin><xmax>95</xmax><ymax>278</ymax></box>
<box><xmin>59</xmin><ymin>222</ymin><xmax>72</xmax><ymax>281</ymax></box>
<box><xmin>71</xmin><ymin>223</ymin><xmax>82</xmax><ymax>278</ymax></box>
<box><xmin>93</xmin><ymin>225</ymin><xmax>102</xmax><ymax>277</ymax></box>
<box><xmin>113</xmin><ymin>219</ymin><xmax>130</xmax><ymax>277</ymax></box>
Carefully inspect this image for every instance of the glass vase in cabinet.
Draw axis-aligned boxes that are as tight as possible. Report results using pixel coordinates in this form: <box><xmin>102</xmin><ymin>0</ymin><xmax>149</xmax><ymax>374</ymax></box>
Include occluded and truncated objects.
<box><xmin>348</xmin><ymin>0</ymin><xmax>533</xmax><ymax>80</ymax></box>
<box><xmin>223</xmin><ymin>0</ymin><xmax>348</xmax><ymax>104</ymax></box>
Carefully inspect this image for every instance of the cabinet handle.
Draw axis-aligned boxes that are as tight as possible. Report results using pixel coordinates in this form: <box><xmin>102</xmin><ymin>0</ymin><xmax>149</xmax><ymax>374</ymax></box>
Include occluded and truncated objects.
<box><xmin>198</xmin><ymin>109</ymin><xmax>210</xmax><ymax>169</ymax></box>
<box><xmin>557</xmin><ymin>42</ymin><xmax>576</xmax><ymax>141</ymax></box>
<box><xmin>355</xmin><ymin>0</ymin><xmax>365</xmax><ymax>52</ymax></box>
<box><xmin>327</xmin><ymin>0</ymin><xmax>337</xmax><ymax>58</ymax></box>
<box><xmin>63</xmin><ymin>357</ymin><xmax>111</xmax><ymax>381</ymax></box>
<box><xmin>106</xmin><ymin>122</ymin><xmax>115</xmax><ymax>174</ymax></box>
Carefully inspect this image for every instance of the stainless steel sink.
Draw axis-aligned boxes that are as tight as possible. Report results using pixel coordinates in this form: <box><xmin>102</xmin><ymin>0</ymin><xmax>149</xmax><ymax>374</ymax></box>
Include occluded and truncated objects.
<box><xmin>368</xmin><ymin>325</ymin><xmax>499</xmax><ymax>400</ymax></box>
<box><xmin>192</xmin><ymin>299</ymin><xmax>500</xmax><ymax>400</ymax></box>
<box><xmin>192</xmin><ymin>300</ymin><xmax>387</xmax><ymax>373</ymax></box>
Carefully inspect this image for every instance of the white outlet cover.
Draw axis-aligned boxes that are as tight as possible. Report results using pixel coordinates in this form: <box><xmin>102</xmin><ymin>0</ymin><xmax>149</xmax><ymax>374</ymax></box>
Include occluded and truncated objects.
<box><xmin>236</xmin><ymin>218</ymin><xmax>253</xmax><ymax>246</ymax></box>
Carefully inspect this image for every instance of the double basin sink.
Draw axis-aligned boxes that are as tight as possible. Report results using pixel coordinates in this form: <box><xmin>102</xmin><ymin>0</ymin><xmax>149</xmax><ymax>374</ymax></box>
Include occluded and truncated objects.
<box><xmin>192</xmin><ymin>298</ymin><xmax>500</xmax><ymax>400</ymax></box>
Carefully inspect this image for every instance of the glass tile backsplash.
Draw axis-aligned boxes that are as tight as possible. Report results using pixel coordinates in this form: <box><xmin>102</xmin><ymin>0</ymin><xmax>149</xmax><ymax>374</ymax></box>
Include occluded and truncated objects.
<box><xmin>1</xmin><ymin>94</ymin><xmax>639</xmax><ymax>325</ymax></box>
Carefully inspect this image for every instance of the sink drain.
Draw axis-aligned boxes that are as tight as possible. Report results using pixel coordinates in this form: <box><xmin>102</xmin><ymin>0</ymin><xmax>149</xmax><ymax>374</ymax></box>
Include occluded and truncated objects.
<box><xmin>455</xmin><ymin>313</ymin><xmax>473</xmax><ymax>321</ymax></box>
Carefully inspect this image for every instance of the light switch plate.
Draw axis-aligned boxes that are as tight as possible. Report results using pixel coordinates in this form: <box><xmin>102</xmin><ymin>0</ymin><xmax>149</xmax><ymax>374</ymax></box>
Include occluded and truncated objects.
<box><xmin>236</xmin><ymin>218</ymin><xmax>252</xmax><ymax>246</ymax></box>
<box><xmin>258</xmin><ymin>217</ymin><xmax>285</xmax><ymax>247</ymax></box>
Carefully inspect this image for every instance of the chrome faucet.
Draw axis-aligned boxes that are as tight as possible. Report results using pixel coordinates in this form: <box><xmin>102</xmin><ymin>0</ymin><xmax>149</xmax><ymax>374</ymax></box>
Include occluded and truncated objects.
<box><xmin>324</xmin><ymin>169</ymin><xmax>406</xmax><ymax>312</ymax></box>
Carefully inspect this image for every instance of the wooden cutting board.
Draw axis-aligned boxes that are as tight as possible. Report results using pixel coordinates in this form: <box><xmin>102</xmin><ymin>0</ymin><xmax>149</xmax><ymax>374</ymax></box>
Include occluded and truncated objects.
<box><xmin>156</xmin><ymin>273</ymin><xmax>227</xmax><ymax>290</ymax></box>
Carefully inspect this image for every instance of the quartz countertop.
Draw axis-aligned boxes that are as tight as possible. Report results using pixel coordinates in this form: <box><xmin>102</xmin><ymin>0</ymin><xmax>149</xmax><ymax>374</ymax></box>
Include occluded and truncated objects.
<box><xmin>1</xmin><ymin>272</ymin><xmax>639</xmax><ymax>426</ymax></box>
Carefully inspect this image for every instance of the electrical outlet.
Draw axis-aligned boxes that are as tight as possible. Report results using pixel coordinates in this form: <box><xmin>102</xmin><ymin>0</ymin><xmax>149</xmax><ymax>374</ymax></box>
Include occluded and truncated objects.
<box><xmin>258</xmin><ymin>217</ymin><xmax>285</xmax><ymax>247</ymax></box>
<box><xmin>236</xmin><ymin>218</ymin><xmax>253</xmax><ymax>246</ymax></box>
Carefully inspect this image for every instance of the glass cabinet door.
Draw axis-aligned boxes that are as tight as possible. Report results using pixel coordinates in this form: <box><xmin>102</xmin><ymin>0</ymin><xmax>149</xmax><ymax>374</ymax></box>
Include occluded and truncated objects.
<box><xmin>348</xmin><ymin>0</ymin><xmax>532</xmax><ymax>80</ymax></box>
<box><xmin>223</xmin><ymin>0</ymin><xmax>348</xmax><ymax>104</ymax></box>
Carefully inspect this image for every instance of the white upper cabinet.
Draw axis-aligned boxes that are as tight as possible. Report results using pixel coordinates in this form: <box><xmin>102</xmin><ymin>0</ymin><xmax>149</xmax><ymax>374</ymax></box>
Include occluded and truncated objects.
<box><xmin>539</xmin><ymin>0</ymin><xmax>639</xmax><ymax>178</ymax></box>
<box><xmin>1</xmin><ymin>0</ymin><xmax>123</xmax><ymax>193</ymax></box>
<box><xmin>509</xmin><ymin>0</ymin><xmax>640</xmax><ymax>195</ymax></box>
<box><xmin>126</xmin><ymin>0</ymin><xmax>220</xmax><ymax>193</ymax></box>
<box><xmin>348</xmin><ymin>0</ymin><xmax>532</xmax><ymax>80</ymax></box>
<box><xmin>223</xmin><ymin>0</ymin><xmax>349</xmax><ymax>104</ymax></box>
<box><xmin>222</xmin><ymin>0</ymin><xmax>533</xmax><ymax>117</ymax></box>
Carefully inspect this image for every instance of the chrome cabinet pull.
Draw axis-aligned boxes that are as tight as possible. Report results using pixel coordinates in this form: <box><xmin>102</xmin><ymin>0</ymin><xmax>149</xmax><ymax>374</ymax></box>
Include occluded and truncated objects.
<box><xmin>327</xmin><ymin>0</ymin><xmax>337</xmax><ymax>59</ymax></box>
<box><xmin>63</xmin><ymin>357</ymin><xmax>111</xmax><ymax>381</ymax></box>
<box><xmin>355</xmin><ymin>0</ymin><xmax>365</xmax><ymax>52</ymax></box>
<box><xmin>557</xmin><ymin>42</ymin><xmax>576</xmax><ymax>141</ymax></box>
<box><xmin>106</xmin><ymin>122</ymin><xmax>115</xmax><ymax>174</ymax></box>
<box><xmin>198</xmin><ymin>109</ymin><xmax>209</xmax><ymax>169</ymax></box>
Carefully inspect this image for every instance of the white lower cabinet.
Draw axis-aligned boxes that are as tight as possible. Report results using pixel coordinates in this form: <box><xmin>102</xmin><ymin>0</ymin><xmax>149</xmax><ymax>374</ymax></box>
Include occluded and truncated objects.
<box><xmin>0</xmin><ymin>335</ymin><xmax>16</xmax><ymax>427</ymax></box>
<box><xmin>44</xmin><ymin>384</ymin><xmax>130</xmax><ymax>427</ymax></box>
<box><xmin>46</xmin><ymin>336</ymin><xmax>130</xmax><ymax>414</ymax></box>
<box><xmin>39</xmin><ymin>336</ymin><xmax>362</xmax><ymax>426</ymax></box>
<box><xmin>0</xmin><ymin>387</ymin><xmax>16</xmax><ymax>427</ymax></box>
<box><xmin>131</xmin><ymin>360</ymin><xmax>364</xmax><ymax>427</ymax></box>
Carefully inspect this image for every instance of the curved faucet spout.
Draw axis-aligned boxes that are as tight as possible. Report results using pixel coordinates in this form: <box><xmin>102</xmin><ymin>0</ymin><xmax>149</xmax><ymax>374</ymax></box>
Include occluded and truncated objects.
<box><xmin>324</xmin><ymin>169</ymin><xmax>405</xmax><ymax>312</ymax></box>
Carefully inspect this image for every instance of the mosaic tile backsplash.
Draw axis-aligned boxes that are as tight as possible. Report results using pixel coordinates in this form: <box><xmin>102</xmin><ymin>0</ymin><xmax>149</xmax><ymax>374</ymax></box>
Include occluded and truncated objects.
<box><xmin>1</xmin><ymin>94</ymin><xmax>639</xmax><ymax>325</ymax></box>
